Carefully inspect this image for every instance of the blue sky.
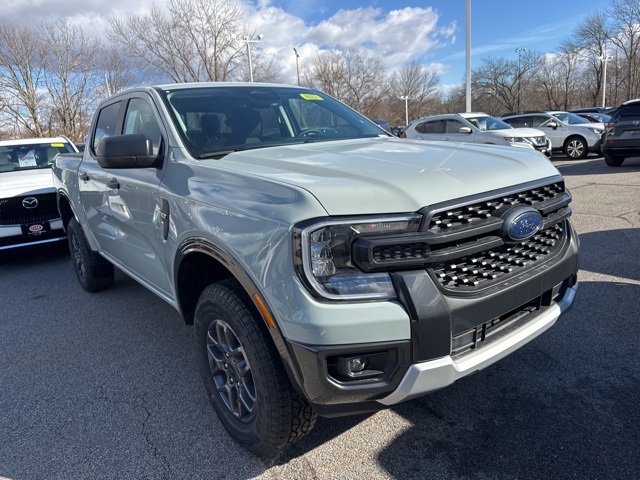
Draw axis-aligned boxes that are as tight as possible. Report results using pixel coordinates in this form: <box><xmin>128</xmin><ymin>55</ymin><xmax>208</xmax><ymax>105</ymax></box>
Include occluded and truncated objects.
<box><xmin>5</xmin><ymin>0</ymin><xmax>610</xmax><ymax>88</ymax></box>
<box><xmin>257</xmin><ymin>0</ymin><xmax>609</xmax><ymax>86</ymax></box>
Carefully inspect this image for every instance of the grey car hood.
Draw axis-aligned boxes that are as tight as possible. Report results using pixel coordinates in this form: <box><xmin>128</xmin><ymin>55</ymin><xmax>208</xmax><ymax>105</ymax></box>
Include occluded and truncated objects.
<box><xmin>210</xmin><ymin>137</ymin><xmax>560</xmax><ymax>215</ymax></box>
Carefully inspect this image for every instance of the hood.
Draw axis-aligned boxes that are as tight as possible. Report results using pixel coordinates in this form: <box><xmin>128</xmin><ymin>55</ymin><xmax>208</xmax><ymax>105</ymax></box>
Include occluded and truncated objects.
<box><xmin>209</xmin><ymin>137</ymin><xmax>560</xmax><ymax>216</ymax></box>
<box><xmin>572</xmin><ymin>122</ymin><xmax>605</xmax><ymax>131</ymax></box>
<box><xmin>498</xmin><ymin>127</ymin><xmax>546</xmax><ymax>137</ymax></box>
<box><xmin>0</xmin><ymin>168</ymin><xmax>55</xmax><ymax>198</ymax></box>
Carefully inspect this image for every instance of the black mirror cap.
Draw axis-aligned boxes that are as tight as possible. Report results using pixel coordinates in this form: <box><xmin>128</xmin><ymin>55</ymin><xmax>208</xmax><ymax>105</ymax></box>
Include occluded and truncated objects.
<box><xmin>96</xmin><ymin>134</ymin><xmax>162</xmax><ymax>169</ymax></box>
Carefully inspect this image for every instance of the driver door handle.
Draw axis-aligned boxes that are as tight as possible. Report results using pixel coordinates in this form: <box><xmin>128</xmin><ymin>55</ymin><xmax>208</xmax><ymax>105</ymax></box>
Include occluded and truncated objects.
<box><xmin>107</xmin><ymin>178</ymin><xmax>120</xmax><ymax>190</ymax></box>
<box><xmin>79</xmin><ymin>172</ymin><xmax>89</xmax><ymax>181</ymax></box>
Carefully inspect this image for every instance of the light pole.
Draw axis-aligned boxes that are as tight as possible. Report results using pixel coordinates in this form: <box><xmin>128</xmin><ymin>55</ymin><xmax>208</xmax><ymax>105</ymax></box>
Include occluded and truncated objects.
<box><xmin>400</xmin><ymin>96</ymin><xmax>410</xmax><ymax>126</ymax></box>
<box><xmin>465</xmin><ymin>0</ymin><xmax>471</xmax><ymax>112</ymax></box>
<box><xmin>598</xmin><ymin>51</ymin><xmax>613</xmax><ymax>108</ymax></box>
<box><xmin>515</xmin><ymin>47</ymin><xmax>526</xmax><ymax>112</ymax></box>
<box><xmin>293</xmin><ymin>48</ymin><xmax>300</xmax><ymax>86</ymax></box>
<box><xmin>243</xmin><ymin>34</ymin><xmax>263</xmax><ymax>82</ymax></box>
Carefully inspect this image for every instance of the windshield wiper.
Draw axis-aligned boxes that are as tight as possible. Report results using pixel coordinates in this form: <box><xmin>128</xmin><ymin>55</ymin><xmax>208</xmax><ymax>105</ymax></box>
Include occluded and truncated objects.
<box><xmin>198</xmin><ymin>150</ymin><xmax>238</xmax><ymax>159</ymax></box>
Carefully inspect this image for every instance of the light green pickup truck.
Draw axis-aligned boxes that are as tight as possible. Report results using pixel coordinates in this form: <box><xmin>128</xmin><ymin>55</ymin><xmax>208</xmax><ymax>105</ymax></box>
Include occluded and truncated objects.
<box><xmin>53</xmin><ymin>83</ymin><xmax>579</xmax><ymax>458</ymax></box>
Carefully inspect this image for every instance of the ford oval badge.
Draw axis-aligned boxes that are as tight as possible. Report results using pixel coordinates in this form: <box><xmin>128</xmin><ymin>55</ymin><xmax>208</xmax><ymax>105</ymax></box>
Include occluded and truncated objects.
<box><xmin>500</xmin><ymin>206</ymin><xmax>543</xmax><ymax>242</ymax></box>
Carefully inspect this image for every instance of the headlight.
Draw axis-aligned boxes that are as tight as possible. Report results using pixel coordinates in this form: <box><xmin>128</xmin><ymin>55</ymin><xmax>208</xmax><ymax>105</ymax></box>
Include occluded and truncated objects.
<box><xmin>503</xmin><ymin>136</ymin><xmax>533</xmax><ymax>145</ymax></box>
<box><xmin>293</xmin><ymin>215</ymin><xmax>422</xmax><ymax>300</ymax></box>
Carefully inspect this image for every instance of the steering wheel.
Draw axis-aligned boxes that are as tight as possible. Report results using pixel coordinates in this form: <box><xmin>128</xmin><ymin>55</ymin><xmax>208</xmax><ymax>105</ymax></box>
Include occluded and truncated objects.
<box><xmin>299</xmin><ymin>128</ymin><xmax>324</xmax><ymax>137</ymax></box>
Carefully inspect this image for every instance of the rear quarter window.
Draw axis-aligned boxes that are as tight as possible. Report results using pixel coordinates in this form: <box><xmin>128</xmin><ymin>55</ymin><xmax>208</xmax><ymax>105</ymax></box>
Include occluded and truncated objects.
<box><xmin>92</xmin><ymin>101</ymin><xmax>122</xmax><ymax>153</ymax></box>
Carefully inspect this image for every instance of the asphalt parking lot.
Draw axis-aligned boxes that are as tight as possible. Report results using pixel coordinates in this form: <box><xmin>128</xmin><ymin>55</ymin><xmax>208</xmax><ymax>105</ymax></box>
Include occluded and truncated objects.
<box><xmin>1</xmin><ymin>154</ymin><xmax>639</xmax><ymax>480</ymax></box>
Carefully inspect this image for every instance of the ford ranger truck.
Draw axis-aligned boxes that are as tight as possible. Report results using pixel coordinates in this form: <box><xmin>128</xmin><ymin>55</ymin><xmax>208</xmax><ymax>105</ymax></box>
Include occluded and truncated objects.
<box><xmin>53</xmin><ymin>83</ymin><xmax>579</xmax><ymax>458</ymax></box>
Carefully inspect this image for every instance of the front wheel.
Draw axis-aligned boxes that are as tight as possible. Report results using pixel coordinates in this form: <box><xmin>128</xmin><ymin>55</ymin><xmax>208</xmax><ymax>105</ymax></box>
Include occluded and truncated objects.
<box><xmin>604</xmin><ymin>152</ymin><xmax>625</xmax><ymax>166</ymax></box>
<box><xmin>67</xmin><ymin>217</ymin><xmax>114</xmax><ymax>292</ymax></box>
<box><xmin>564</xmin><ymin>136</ymin><xmax>588</xmax><ymax>159</ymax></box>
<box><xmin>194</xmin><ymin>279</ymin><xmax>316</xmax><ymax>458</ymax></box>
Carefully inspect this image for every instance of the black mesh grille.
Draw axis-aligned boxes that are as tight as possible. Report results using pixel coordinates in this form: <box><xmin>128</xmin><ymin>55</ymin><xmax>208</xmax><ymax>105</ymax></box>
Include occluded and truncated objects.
<box><xmin>426</xmin><ymin>182</ymin><xmax>564</xmax><ymax>233</ymax></box>
<box><xmin>432</xmin><ymin>223</ymin><xmax>564</xmax><ymax>288</ymax></box>
<box><xmin>0</xmin><ymin>193</ymin><xmax>59</xmax><ymax>225</ymax></box>
<box><xmin>422</xmin><ymin>180</ymin><xmax>570</xmax><ymax>292</ymax></box>
<box><xmin>372</xmin><ymin>243</ymin><xmax>430</xmax><ymax>263</ymax></box>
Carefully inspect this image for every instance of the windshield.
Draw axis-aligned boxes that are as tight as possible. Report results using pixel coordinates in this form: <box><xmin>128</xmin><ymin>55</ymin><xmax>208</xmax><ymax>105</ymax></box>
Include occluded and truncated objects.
<box><xmin>551</xmin><ymin>112</ymin><xmax>590</xmax><ymax>125</ymax></box>
<box><xmin>0</xmin><ymin>141</ymin><xmax>75</xmax><ymax>173</ymax></box>
<box><xmin>157</xmin><ymin>86</ymin><xmax>386</xmax><ymax>158</ymax></box>
<box><xmin>465</xmin><ymin>115</ymin><xmax>512</xmax><ymax>131</ymax></box>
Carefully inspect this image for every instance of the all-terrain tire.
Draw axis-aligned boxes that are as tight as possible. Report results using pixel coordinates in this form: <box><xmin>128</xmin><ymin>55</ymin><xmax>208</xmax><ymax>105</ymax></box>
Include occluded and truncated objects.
<box><xmin>193</xmin><ymin>279</ymin><xmax>316</xmax><ymax>459</ymax></box>
<box><xmin>67</xmin><ymin>217</ymin><xmax>114</xmax><ymax>292</ymax></box>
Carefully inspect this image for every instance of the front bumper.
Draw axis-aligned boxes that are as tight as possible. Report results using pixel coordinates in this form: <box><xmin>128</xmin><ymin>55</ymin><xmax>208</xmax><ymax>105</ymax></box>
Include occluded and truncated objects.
<box><xmin>282</xmin><ymin>221</ymin><xmax>579</xmax><ymax>416</ymax></box>
<box><xmin>378</xmin><ymin>282</ymin><xmax>576</xmax><ymax>405</ymax></box>
<box><xmin>0</xmin><ymin>219</ymin><xmax>66</xmax><ymax>250</ymax></box>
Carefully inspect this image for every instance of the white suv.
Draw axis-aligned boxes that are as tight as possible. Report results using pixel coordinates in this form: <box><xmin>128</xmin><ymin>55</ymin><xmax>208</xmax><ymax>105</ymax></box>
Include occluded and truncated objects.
<box><xmin>0</xmin><ymin>137</ymin><xmax>78</xmax><ymax>250</ymax></box>
<box><xmin>402</xmin><ymin>112</ymin><xmax>551</xmax><ymax>157</ymax></box>
<box><xmin>501</xmin><ymin>111</ymin><xmax>604</xmax><ymax>159</ymax></box>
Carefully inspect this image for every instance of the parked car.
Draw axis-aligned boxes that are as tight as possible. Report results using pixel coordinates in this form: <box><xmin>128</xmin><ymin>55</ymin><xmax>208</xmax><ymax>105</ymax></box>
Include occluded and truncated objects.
<box><xmin>501</xmin><ymin>111</ymin><xmax>604</xmax><ymax>159</ymax></box>
<box><xmin>569</xmin><ymin>107</ymin><xmax>610</xmax><ymax>114</ymax></box>
<box><xmin>372</xmin><ymin>119</ymin><xmax>394</xmax><ymax>133</ymax></box>
<box><xmin>402</xmin><ymin>112</ymin><xmax>552</xmax><ymax>156</ymax></box>
<box><xmin>575</xmin><ymin>112</ymin><xmax>612</xmax><ymax>124</ymax></box>
<box><xmin>601</xmin><ymin>98</ymin><xmax>640</xmax><ymax>166</ymax></box>
<box><xmin>0</xmin><ymin>137</ymin><xmax>78</xmax><ymax>251</ymax></box>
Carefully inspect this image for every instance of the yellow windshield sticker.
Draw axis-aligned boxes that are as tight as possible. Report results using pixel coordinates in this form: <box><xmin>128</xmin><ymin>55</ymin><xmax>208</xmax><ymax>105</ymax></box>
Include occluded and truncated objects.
<box><xmin>300</xmin><ymin>93</ymin><xmax>323</xmax><ymax>101</ymax></box>
<box><xmin>50</xmin><ymin>143</ymin><xmax>65</xmax><ymax>147</ymax></box>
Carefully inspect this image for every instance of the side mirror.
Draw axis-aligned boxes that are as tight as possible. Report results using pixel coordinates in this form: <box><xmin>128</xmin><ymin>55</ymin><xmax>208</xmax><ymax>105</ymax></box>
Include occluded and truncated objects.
<box><xmin>96</xmin><ymin>134</ymin><xmax>162</xmax><ymax>169</ymax></box>
<box><xmin>459</xmin><ymin>127</ymin><xmax>472</xmax><ymax>134</ymax></box>
<box><xmin>546</xmin><ymin>122</ymin><xmax>558</xmax><ymax>130</ymax></box>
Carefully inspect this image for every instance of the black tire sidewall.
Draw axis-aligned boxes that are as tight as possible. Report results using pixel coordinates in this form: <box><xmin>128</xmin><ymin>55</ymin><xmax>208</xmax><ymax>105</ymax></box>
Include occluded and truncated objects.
<box><xmin>67</xmin><ymin>218</ymin><xmax>114</xmax><ymax>292</ymax></box>
<box><xmin>604</xmin><ymin>152</ymin><xmax>625</xmax><ymax>166</ymax></box>
<box><xmin>193</xmin><ymin>281</ymin><xmax>287</xmax><ymax>454</ymax></box>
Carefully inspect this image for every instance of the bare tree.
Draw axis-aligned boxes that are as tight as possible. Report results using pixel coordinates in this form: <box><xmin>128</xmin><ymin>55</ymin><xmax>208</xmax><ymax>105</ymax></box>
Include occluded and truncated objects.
<box><xmin>561</xmin><ymin>11</ymin><xmax>614</xmax><ymax>106</ymax></box>
<box><xmin>303</xmin><ymin>48</ymin><xmax>386</xmax><ymax>116</ymax></box>
<box><xmin>0</xmin><ymin>24</ymin><xmax>46</xmax><ymax>137</ymax></box>
<box><xmin>39</xmin><ymin>19</ymin><xmax>101</xmax><ymax>141</ymax></box>
<box><xmin>608</xmin><ymin>0</ymin><xmax>640</xmax><ymax>99</ymax></box>
<box><xmin>534</xmin><ymin>48</ymin><xmax>581</xmax><ymax>110</ymax></box>
<box><xmin>108</xmin><ymin>0</ymin><xmax>251</xmax><ymax>83</ymax></box>
<box><xmin>386</xmin><ymin>60</ymin><xmax>440</xmax><ymax>122</ymax></box>
<box><xmin>98</xmin><ymin>46</ymin><xmax>141</xmax><ymax>98</ymax></box>
<box><xmin>471</xmin><ymin>57</ymin><xmax>518</xmax><ymax>114</ymax></box>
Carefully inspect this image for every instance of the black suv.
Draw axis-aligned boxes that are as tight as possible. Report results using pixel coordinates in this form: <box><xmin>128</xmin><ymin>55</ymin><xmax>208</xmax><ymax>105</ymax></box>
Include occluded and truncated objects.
<box><xmin>601</xmin><ymin>99</ymin><xmax>640</xmax><ymax>166</ymax></box>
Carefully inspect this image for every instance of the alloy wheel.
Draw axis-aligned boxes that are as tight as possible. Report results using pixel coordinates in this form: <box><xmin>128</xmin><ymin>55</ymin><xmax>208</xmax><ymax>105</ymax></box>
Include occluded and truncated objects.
<box><xmin>206</xmin><ymin>319</ymin><xmax>256</xmax><ymax>422</ymax></box>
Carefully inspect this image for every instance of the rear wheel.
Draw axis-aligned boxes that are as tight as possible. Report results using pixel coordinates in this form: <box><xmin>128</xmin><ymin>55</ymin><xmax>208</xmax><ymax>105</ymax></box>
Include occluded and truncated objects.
<box><xmin>67</xmin><ymin>218</ymin><xmax>114</xmax><ymax>292</ymax></box>
<box><xmin>604</xmin><ymin>152</ymin><xmax>625</xmax><ymax>166</ymax></box>
<box><xmin>564</xmin><ymin>136</ymin><xmax>588</xmax><ymax>159</ymax></box>
<box><xmin>194</xmin><ymin>279</ymin><xmax>316</xmax><ymax>459</ymax></box>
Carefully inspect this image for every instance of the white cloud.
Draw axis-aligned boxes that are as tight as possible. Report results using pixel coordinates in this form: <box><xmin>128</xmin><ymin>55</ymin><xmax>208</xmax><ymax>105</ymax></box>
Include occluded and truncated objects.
<box><xmin>245</xmin><ymin>2</ymin><xmax>457</xmax><ymax>84</ymax></box>
<box><xmin>3</xmin><ymin>0</ymin><xmax>458</xmax><ymax>85</ymax></box>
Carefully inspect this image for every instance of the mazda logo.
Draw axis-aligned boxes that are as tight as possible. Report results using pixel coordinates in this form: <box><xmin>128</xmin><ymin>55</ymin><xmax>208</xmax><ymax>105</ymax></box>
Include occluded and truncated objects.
<box><xmin>499</xmin><ymin>206</ymin><xmax>543</xmax><ymax>243</ymax></box>
<box><xmin>22</xmin><ymin>197</ymin><xmax>39</xmax><ymax>209</ymax></box>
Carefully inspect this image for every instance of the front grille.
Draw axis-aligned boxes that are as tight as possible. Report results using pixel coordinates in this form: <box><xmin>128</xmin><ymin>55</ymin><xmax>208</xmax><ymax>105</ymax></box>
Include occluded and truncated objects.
<box><xmin>433</xmin><ymin>223</ymin><xmax>564</xmax><ymax>288</ymax></box>
<box><xmin>425</xmin><ymin>182</ymin><xmax>564</xmax><ymax>235</ymax></box>
<box><xmin>0</xmin><ymin>193</ymin><xmax>59</xmax><ymax>225</ymax></box>
<box><xmin>421</xmin><ymin>178</ymin><xmax>571</xmax><ymax>292</ymax></box>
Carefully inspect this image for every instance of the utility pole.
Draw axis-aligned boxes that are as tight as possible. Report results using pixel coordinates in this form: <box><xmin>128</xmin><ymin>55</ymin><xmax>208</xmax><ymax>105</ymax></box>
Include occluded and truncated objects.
<box><xmin>293</xmin><ymin>48</ymin><xmax>300</xmax><ymax>86</ymax></box>
<box><xmin>515</xmin><ymin>47</ymin><xmax>526</xmax><ymax>112</ymax></box>
<box><xmin>243</xmin><ymin>34</ymin><xmax>264</xmax><ymax>82</ymax></box>
<box><xmin>400</xmin><ymin>96</ymin><xmax>410</xmax><ymax>126</ymax></box>
<box><xmin>465</xmin><ymin>0</ymin><xmax>471</xmax><ymax>112</ymax></box>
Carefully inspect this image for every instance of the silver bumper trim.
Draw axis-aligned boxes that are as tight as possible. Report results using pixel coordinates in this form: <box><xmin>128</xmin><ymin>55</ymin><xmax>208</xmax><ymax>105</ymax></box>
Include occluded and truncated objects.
<box><xmin>378</xmin><ymin>283</ymin><xmax>578</xmax><ymax>406</ymax></box>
